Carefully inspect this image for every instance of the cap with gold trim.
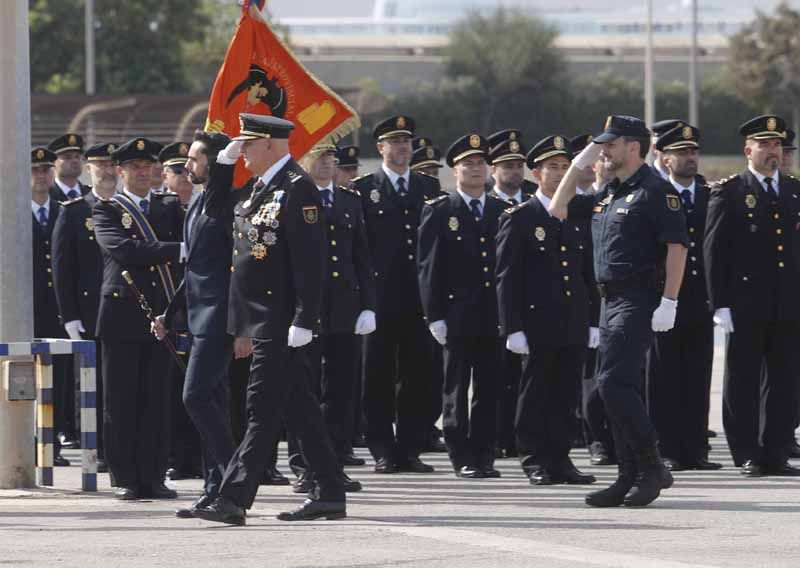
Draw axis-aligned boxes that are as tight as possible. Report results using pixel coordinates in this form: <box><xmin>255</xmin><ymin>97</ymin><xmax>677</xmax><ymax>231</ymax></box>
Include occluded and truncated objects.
<box><xmin>655</xmin><ymin>125</ymin><xmax>700</xmax><ymax>152</ymax></box>
<box><xmin>410</xmin><ymin>145</ymin><xmax>443</xmax><ymax>170</ymax></box>
<box><xmin>48</xmin><ymin>133</ymin><xmax>84</xmax><ymax>155</ymax></box>
<box><xmin>650</xmin><ymin>119</ymin><xmax>685</xmax><ymax>139</ymax></box>
<box><xmin>445</xmin><ymin>133</ymin><xmax>489</xmax><ymax>167</ymax></box>
<box><xmin>526</xmin><ymin>135</ymin><xmax>571</xmax><ymax>168</ymax></box>
<box><xmin>738</xmin><ymin>115</ymin><xmax>786</xmax><ymax>140</ymax></box>
<box><xmin>783</xmin><ymin>129</ymin><xmax>797</xmax><ymax>150</ymax></box>
<box><xmin>31</xmin><ymin>147</ymin><xmax>57</xmax><ymax>167</ymax></box>
<box><xmin>85</xmin><ymin>142</ymin><xmax>118</xmax><ymax>162</ymax></box>
<box><xmin>111</xmin><ymin>138</ymin><xmax>162</xmax><ymax>164</ymax></box>
<box><xmin>569</xmin><ymin>133</ymin><xmax>594</xmax><ymax>158</ymax></box>
<box><xmin>412</xmin><ymin>137</ymin><xmax>434</xmax><ymax>152</ymax></box>
<box><xmin>233</xmin><ymin>113</ymin><xmax>295</xmax><ymax>141</ymax></box>
<box><xmin>488</xmin><ymin>138</ymin><xmax>526</xmax><ymax>165</ymax></box>
<box><xmin>594</xmin><ymin>115</ymin><xmax>651</xmax><ymax>143</ymax></box>
<box><xmin>487</xmin><ymin>129</ymin><xmax>522</xmax><ymax>148</ymax></box>
<box><xmin>336</xmin><ymin>145</ymin><xmax>360</xmax><ymax>168</ymax></box>
<box><xmin>158</xmin><ymin>142</ymin><xmax>191</xmax><ymax>166</ymax></box>
<box><xmin>373</xmin><ymin>115</ymin><xmax>415</xmax><ymax>140</ymax></box>
<box><xmin>304</xmin><ymin>142</ymin><xmax>338</xmax><ymax>159</ymax></box>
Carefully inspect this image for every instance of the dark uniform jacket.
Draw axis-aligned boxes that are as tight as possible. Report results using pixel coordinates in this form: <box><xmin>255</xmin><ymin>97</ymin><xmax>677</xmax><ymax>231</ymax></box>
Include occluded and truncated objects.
<box><xmin>351</xmin><ymin>168</ymin><xmax>442</xmax><ymax>315</ymax></box>
<box><xmin>418</xmin><ymin>192</ymin><xmax>508</xmax><ymax>338</ymax></box>
<box><xmin>486</xmin><ymin>178</ymin><xmax>538</xmax><ymax>196</ymax></box>
<box><xmin>165</xmin><ymin>161</ymin><xmax>236</xmax><ymax>337</ymax></box>
<box><xmin>227</xmin><ymin>159</ymin><xmax>326</xmax><ymax>340</ymax></box>
<box><xmin>49</xmin><ymin>181</ymin><xmax>91</xmax><ymax>203</ymax></box>
<box><xmin>704</xmin><ymin>169</ymin><xmax>800</xmax><ymax>323</ymax></box>
<box><xmin>93</xmin><ymin>193</ymin><xmax>184</xmax><ymax>340</ymax></box>
<box><xmin>496</xmin><ymin>194</ymin><xmax>596</xmax><ymax>347</ymax></box>
<box><xmin>52</xmin><ymin>192</ymin><xmax>103</xmax><ymax>333</ymax></box>
<box><xmin>673</xmin><ymin>181</ymin><xmax>712</xmax><ymax>326</ymax></box>
<box><xmin>33</xmin><ymin>200</ymin><xmax>64</xmax><ymax>338</ymax></box>
<box><xmin>319</xmin><ymin>185</ymin><xmax>376</xmax><ymax>335</ymax></box>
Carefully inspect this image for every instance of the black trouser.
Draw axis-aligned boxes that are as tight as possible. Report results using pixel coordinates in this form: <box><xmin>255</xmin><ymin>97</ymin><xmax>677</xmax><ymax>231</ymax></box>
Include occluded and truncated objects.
<box><xmin>516</xmin><ymin>343</ymin><xmax>585</xmax><ymax>471</ymax></box>
<box><xmin>183</xmin><ymin>334</ymin><xmax>236</xmax><ymax>498</ymax></box>
<box><xmin>442</xmin><ymin>336</ymin><xmax>502</xmax><ymax>470</ymax></box>
<box><xmin>228</xmin><ymin>354</ymin><xmax>251</xmax><ymax>446</ymax></box>
<box><xmin>220</xmin><ymin>339</ymin><xmax>344</xmax><ymax>509</ymax></box>
<box><xmin>647</xmin><ymin>320</ymin><xmax>714</xmax><ymax>463</ymax></box>
<box><xmin>596</xmin><ymin>288</ymin><xmax>660</xmax><ymax>458</ymax></box>
<box><xmin>496</xmin><ymin>349</ymin><xmax>522</xmax><ymax>454</ymax></box>
<box><xmin>723</xmin><ymin>319</ymin><xmax>800</xmax><ymax>466</ymax></box>
<box><xmin>427</xmin><ymin>341</ymin><xmax>445</xmax><ymax>439</ymax></box>
<box><xmin>101</xmin><ymin>339</ymin><xmax>171</xmax><ymax>494</ymax></box>
<box><xmin>362</xmin><ymin>311</ymin><xmax>435</xmax><ymax>462</ymax></box>
<box><xmin>53</xmin><ymin>354</ymin><xmax>76</xmax><ymax>446</ymax></box>
<box><xmin>167</xmin><ymin>351</ymin><xmax>201</xmax><ymax>476</ymax></box>
<box><xmin>581</xmin><ymin>347</ymin><xmax>615</xmax><ymax>457</ymax></box>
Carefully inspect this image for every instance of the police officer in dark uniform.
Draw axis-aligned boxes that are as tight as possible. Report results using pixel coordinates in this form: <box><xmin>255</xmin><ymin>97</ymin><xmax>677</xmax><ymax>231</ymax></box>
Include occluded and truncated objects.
<box><xmin>550</xmin><ymin>116</ymin><xmax>688</xmax><ymax>507</ymax></box>
<box><xmin>93</xmin><ymin>137</ymin><xmax>184</xmax><ymax>500</ymax></box>
<box><xmin>781</xmin><ymin>129</ymin><xmax>797</xmax><ymax>175</ymax></box>
<box><xmin>335</xmin><ymin>145</ymin><xmax>361</xmax><ymax>187</ymax></box>
<box><xmin>52</xmin><ymin>142</ymin><xmax>119</xmax><ymax>474</ymax></box>
<box><xmin>351</xmin><ymin>115</ymin><xmax>442</xmax><ymax>473</ymax></box>
<box><xmin>704</xmin><ymin>115</ymin><xmax>800</xmax><ymax>477</ymax></box>
<box><xmin>418</xmin><ymin>133</ymin><xmax>505</xmax><ymax>478</ymax></box>
<box><xmin>646</xmin><ymin>125</ymin><xmax>721</xmax><ymax>471</ymax></box>
<box><xmin>48</xmin><ymin>133</ymin><xmax>92</xmax><ymax>203</ymax></box>
<box><xmin>194</xmin><ymin>114</ymin><xmax>345</xmax><ymax>525</ymax></box>
<box><xmin>410</xmin><ymin>137</ymin><xmax>444</xmax><ymax>179</ymax></box>
<box><xmin>497</xmin><ymin>135</ymin><xmax>598</xmax><ymax>486</ymax></box>
<box><xmin>487</xmin><ymin>129</ymin><xmax>538</xmax><ymax>196</ymax></box>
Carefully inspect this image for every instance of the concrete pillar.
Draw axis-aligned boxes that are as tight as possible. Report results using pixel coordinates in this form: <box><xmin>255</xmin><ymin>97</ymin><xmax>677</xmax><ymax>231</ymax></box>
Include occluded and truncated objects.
<box><xmin>0</xmin><ymin>0</ymin><xmax>35</xmax><ymax>489</ymax></box>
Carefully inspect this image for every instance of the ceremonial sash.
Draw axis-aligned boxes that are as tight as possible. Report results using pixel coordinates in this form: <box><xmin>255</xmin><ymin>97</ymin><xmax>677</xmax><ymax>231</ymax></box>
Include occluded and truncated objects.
<box><xmin>112</xmin><ymin>194</ymin><xmax>177</xmax><ymax>303</ymax></box>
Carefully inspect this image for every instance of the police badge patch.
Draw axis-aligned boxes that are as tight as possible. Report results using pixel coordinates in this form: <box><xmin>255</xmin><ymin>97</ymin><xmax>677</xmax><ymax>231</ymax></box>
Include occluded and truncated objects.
<box><xmin>535</xmin><ymin>227</ymin><xmax>546</xmax><ymax>241</ymax></box>
<box><xmin>302</xmin><ymin>206</ymin><xmax>319</xmax><ymax>224</ymax></box>
<box><xmin>370</xmin><ymin>189</ymin><xmax>381</xmax><ymax>203</ymax></box>
<box><xmin>121</xmin><ymin>212</ymin><xmax>133</xmax><ymax>229</ymax></box>
<box><xmin>448</xmin><ymin>217</ymin><xmax>459</xmax><ymax>231</ymax></box>
<box><xmin>85</xmin><ymin>218</ymin><xmax>95</xmax><ymax>231</ymax></box>
<box><xmin>666</xmin><ymin>195</ymin><xmax>681</xmax><ymax>211</ymax></box>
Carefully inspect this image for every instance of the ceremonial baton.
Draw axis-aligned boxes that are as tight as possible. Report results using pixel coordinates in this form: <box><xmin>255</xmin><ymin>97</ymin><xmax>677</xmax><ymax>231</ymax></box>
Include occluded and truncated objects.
<box><xmin>121</xmin><ymin>270</ymin><xmax>186</xmax><ymax>372</ymax></box>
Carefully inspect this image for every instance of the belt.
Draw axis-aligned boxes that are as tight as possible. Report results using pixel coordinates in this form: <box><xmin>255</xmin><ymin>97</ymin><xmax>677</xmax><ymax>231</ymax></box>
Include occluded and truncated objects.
<box><xmin>597</xmin><ymin>270</ymin><xmax>658</xmax><ymax>298</ymax></box>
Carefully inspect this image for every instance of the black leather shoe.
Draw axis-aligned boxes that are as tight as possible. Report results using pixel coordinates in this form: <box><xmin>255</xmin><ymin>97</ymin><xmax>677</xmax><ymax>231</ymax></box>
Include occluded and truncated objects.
<box><xmin>341</xmin><ymin>453</ymin><xmax>366</xmax><ymax>467</ymax></box>
<box><xmin>686</xmin><ymin>458</ymin><xmax>722</xmax><ymax>470</ymax></box>
<box><xmin>457</xmin><ymin>466</ymin><xmax>485</xmax><ymax>479</ymax></box>
<box><xmin>767</xmin><ymin>461</ymin><xmax>800</xmax><ymax>476</ymax></box>
<box><xmin>194</xmin><ymin>496</ymin><xmax>246</xmax><ymax>526</ymax></box>
<box><xmin>151</xmin><ymin>484</ymin><xmax>178</xmax><ymax>499</ymax></box>
<box><xmin>551</xmin><ymin>466</ymin><xmax>596</xmax><ymax>484</ymax></box>
<box><xmin>662</xmin><ymin>458</ymin><xmax>685</xmax><ymax>471</ymax></box>
<box><xmin>262</xmin><ymin>467</ymin><xmax>290</xmax><ymax>485</ymax></box>
<box><xmin>481</xmin><ymin>466</ymin><xmax>501</xmax><ymax>478</ymax></box>
<box><xmin>706</xmin><ymin>429</ymin><xmax>717</xmax><ymax>438</ymax></box>
<box><xmin>400</xmin><ymin>457</ymin><xmax>434</xmax><ymax>473</ymax></box>
<box><xmin>54</xmin><ymin>454</ymin><xmax>71</xmax><ymax>467</ymax></box>
<box><xmin>740</xmin><ymin>460</ymin><xmax>764</xmax><ymax>477</ymax></box>
<box><xmin>293</xmin><ymin>472</ymin><xmax>315</xmax><ymax>494</ymax></box>
<box><xmin>526</xmin><ymin>467</ymin><xmax>553</xmax><ymax>486</ymax></box>
<box><xmin>59</xmin><ymin>433</ymin><xmax>80</xmax><ymax>449</ymax></box>
<box><xmin>277</xmin><ymin>499</ymin><xmax>346</xmax><ymax>521</ymax></box>
<box><xmin>589</xmin><ymin>442</ymin><xmax>611</xmax><ymax>466</ymax></box>
<box><xmin>176</xmin><ymin>494</ymin><xmax>213</xmax><ymax>518</ymax></box>
<box><xmin>96</xmin><ymin>459</ymin><xmax>108</xmax><ymax>473</ymax></box>
<box><xmin>115</xmin><ymin>487</ymin><xmax>139</xmax><ymax>501</ymax></box>
<box><xmin>341</xmin><ymin>472</ymin><xmax>362</xmax><ymax>492</ymax></box>
<box><xmin>374</xmin><ymin>457</ymin><xmax>398</xmax><ymax>474</ymax></box>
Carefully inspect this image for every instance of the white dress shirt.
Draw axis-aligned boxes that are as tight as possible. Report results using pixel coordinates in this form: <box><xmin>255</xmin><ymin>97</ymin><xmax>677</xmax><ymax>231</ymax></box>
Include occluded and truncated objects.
<box><xmin>748</xmin><ymin>165</ymin><xmax>780</xmax><ymax>196</ymax></box>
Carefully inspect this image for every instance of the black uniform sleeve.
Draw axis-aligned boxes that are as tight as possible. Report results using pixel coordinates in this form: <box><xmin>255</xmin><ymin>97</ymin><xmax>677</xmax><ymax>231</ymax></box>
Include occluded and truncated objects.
<box><xmin>351</xmin><ymin>197</ymin><xmax>376</xmax><ymax>311</ymax></box>
<box><xmin>567</xmin><ymin>193</ymin><xmax>596</xmax><ymax>220</ymax></box>
<box><xmin>203</xmin><ymin>160</ymin><xmax>237</xmax><ymax>214</ymax></box>
<box><xmin>583</xmin><ymin>226</ymin><xmax>600</xmax><ymax>327</ymax></box>
<box><xmin>163</xmin><ymin>279</ymin><xmax>187</xmax><ymax>330</ymax></box>
<box><xmin>93</xmin><ymin>200</ymin><xmax>181</xmax><ymax>266</ymax></box>
<box><xmin>649</xmin><ymin>186</ymin><xmax>689</xmax><ymax>246</ymax></box>
<box><xmin>286</xmin><ymin>179</ymin><xmax>326</xmax><ymax>331</ymax></box>
<box><xmin>51</xmin><ymin>205</ymin><xmax>79</xmax><ymax>324</ymax></box>
<box><xmin>417</xmin><ymin>202</ymin><xmax>446</xmax><ymax>324</ymax></box>
<box><xmin>495</xmin><ymin>211</ymin><xmax>524</xmax><ymax>336</ymax></box>
<box><xmin>703</xmin><ymin>184</ymin><xmax>733</xmax><ymax>310</ymax></box>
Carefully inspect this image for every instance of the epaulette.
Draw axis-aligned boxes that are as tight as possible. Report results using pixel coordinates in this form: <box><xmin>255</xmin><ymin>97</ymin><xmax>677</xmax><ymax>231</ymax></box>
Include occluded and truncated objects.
<box><xmin>504</xmin><ymin>203</ymin><xmax>526</xmax><ymax>215</ymax></box>
<box><xmin>286</xmin><ymin>170</ymin><xmax>303</xmax><ymax>184</ymax></box>
<box><xmin>425</xmin><ymin>194</ymin><xmax>448</xmax><ymax>206</ymax></box>
<box><xmin>416</xmin><ymin>171</ymin><xmax>438</xmax><ymax>181</ymax></box>
<box><xmin>63</xmin><ymin>196</ymin><xmax>84</xmax><ymax>205</ymax></box>
<box><xmin>710</xmin><ymin>174</ymin><xmax>739</xmax><ymax>189</ymax></box>
<box><xmin>153</xmin><ymin>191</ymin><xmax>179</xmax><ymax>198</ymax></box>
<box><xmin>351</xmin><ymin>172</ymin><xmax>373</xmax><ymax>185</ymax></box>
<box><xmin>784</xmin><ymin>172</ymin><xmax>799</xmax><ymax>183</ymax></box>
<box><xmin>337</xmin><ymin>185</ymin><xmax>360</xmax><ymax>196</ymax></box>
<box><xmin>488</xmin><ymin>193</ymin><xmax>514</xmax><ymax>206</ymax></box>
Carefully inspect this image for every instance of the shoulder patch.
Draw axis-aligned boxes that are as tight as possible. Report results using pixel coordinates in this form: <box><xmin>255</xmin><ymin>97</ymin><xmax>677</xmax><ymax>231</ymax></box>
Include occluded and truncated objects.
<box><xmin>425</xmin><ymin>194</ymin><xmax>449</xmax><ymax>206</ymax></box>
<box><xmin>488</xmin><ymin>193</ymin><xmax>514</xmax><ymax>206</ymax></box>
<box><xmin>710</xmin><ymin>174</ymin><xmax>739</xmax><ymax>189</ymax></box>
<box><xmin>504</xmin><ymin>203</ymin><xmax>526</xmax><ymax>215</ymax></box>
<box><xmin>417</xmin><ymin>171</ymin><xmax>438</xmax><ymax>181</ymax></box>
<box><xmin>286</xmin><ymin>170</ymin><xmax>303</xmax><ymax>184</ymax></box>
<box><xmin>351</xmin><ymin>172</ymin><xmax>374</xmax><ymax>185</ymax></box>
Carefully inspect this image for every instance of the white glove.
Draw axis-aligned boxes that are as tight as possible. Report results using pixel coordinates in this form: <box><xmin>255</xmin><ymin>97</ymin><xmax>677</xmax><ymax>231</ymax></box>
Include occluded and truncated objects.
<box><xmin>287</xmin><ymin>325</ymin><xmax>313</xmax><ymax>348</ymax></box>
<box><xmin>506</xmin><ymin>331</ymin><xmax>529</xmax><ymax>355</ymax></box>
<box><xmin>64</xmin><ymin>320</ymin><xmax>85</xmax><ymax>340</ymax></box>
<box><xmin>354</xmin><ymin>310</ymin><xmax>376</xmax><ymax>335</ymax></box>
<box><xmin>217</xmin><ymin>140</ymin><xmax>243</xmax><ymax>165</ymax></box>
<box><xmin>651</xmin><ymin>297</ymin><xmax>678</xmax><ymax>332</ymax></box>
<box><xmin>429</xmin><ymin>320</ymin><xmax>447</xmax><ymax>346</ymax></box>
<box><xmin>587</xmin><ymin>327</ymin><xmax>600</xmax><ymax>349</ymax></box>
<box><xmin>572</xmin><ymin>140</ymin><xmax>603</xmax><ymax>169</ymax></box>
<box><xmin>713</xmin><ymin>307</ymin><xmax>734</xmax><ymax>334</ymax></box>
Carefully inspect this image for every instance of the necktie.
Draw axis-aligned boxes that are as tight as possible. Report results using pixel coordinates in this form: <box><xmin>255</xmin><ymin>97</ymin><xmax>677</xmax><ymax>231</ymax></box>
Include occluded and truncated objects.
<box><xmin>140</xmin><ymin>199</ymin><xmax>149</xmax><ymax>215</ymax></box>
<box><xmin>320</xmin><ymin>188</ymin><xmax>333</xmax><ymax>208</ymax></box>
<box><xmin>470</xmin><ymin>198</ymin><xmax>482</xmax><ymax>220</ymax></box>
<box><xmin>680</xmin><ymin>189</ymin><xmax>693</xmax><ymax>210</ymax></box>
<box><xmin>764</xmin><ymin>177</ymin><xmax>778</xmax><ymax>202</ymax></box>
<box><xmin>67</xmin><ymin>189</ymin><xmax>79</xmax><ymax>200</ymax></box>
<box><xmin>396</xmin><ymin>177</ymin><xmax>407</xmax><ymax>196</ymax></box>
<box><xmin>37</xmin><ymin>206</ymin><xmax>48</xmax><ymax>228</ymax></box>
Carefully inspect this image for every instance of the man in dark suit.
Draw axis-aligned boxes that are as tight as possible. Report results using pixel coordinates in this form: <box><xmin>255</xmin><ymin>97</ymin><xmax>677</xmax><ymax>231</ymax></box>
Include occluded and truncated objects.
<box><xmin>31</xmin><ymin>147</ymin><xmax>69</xmax><ymax>467</ymax></box>
<box><xmin>350</xmin><ymin>115</ymin><xmax>442</xmax><ymax>474</ymax></box>
<box><xmin>93</xmin><ymin>137</ymin><xmax>184</xmax><ymax>500</ymax></box>
<box><xmin>418</xmin><ymin>133</ymin><xmax>506</xmax><ymax>478</ymax></box>
<box><xmin>645</xmin><ymin>125</ymin><xmax>721</xmax><ymax>472</ymax></box>
<box><xmin>496</xmin><ymin>135</ymin><xmax>598</xmax><ymax>486</ymax></box>
<box><xmin>52</xmin><ymin>142</ymin><xmax>119</xmax><ymax>474</ymax></box>
<box><xmin>704</xmin><ymin>114</ymin><xmax>800</xmax><ymax>477</ymax></box>
<box><xmin>194</xmin><ymin>114</ymin><xmax>345</xmax><ymax>525</ymax></box>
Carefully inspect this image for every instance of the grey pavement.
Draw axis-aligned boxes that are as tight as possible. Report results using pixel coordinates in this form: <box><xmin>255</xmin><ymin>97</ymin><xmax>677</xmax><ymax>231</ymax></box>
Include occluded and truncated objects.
<box><xmin>1</xmin><ymin>330</ymin><xmax>799</xmax><ymax>568</ymax></box>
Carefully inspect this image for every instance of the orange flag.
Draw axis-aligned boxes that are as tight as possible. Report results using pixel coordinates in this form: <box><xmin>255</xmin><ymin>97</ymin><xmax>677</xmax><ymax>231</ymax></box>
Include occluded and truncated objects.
<box><xmin>205</xmin><ymin>1</ymin><xmax>360</xmax><ymax>185</ymax></box>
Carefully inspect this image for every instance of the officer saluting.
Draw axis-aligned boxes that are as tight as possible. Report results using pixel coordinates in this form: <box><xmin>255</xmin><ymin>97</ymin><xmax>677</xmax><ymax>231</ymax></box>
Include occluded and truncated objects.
<box><xmin>93</xmin><ymin>138</ymin><xmax>184</xmax><ymax>500</ymax></box>
<box><xmin>418</xmin><ymin>133</ymin><xmax>505</xmax><ymax>478</ymax></box>
<box><xmin>704</xmin><ymin>115</ymin><xmax>800</xmax><ymax>477</ymax></box>
<box><xmin>194</xmin><ymin>114</ymin><xmax>345</xmax><ymax>525</ymax></box>
<box><xmin>550</xmin><ymin>116</ymin><xmax>688</xmax><ymax>508</ymax></box>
